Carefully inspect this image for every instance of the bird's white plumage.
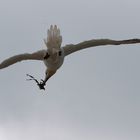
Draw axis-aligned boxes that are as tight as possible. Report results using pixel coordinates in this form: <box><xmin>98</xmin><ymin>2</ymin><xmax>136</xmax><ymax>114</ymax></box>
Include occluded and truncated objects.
<box><xmin>43</xmin><ymin>48</ymin><xmax>65</xmax><ymax>71</ymax></box>
<box><xmin>0</xmin><ymin>25</ymin><xmax>140</xmax><ymax>89</ymax></box>
<box><xmin>44</xmin><ymin>25</ymin><xmax>62</xmax><ymax>51</ymax></box>
<box><xmin>63</xmin><ymin>39</ymin><xmax>140</xmax><ymax>56</ymax></box>
<box><xmin>0</xmin><ymin>50</ymin><xmax>46</xmax><ymax>69</ymax></box>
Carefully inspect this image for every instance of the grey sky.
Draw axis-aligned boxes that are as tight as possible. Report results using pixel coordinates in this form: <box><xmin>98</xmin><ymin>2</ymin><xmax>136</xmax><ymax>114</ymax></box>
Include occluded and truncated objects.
<box><xmin>0</xmin><ymin>0</ymin><xmax>140</xmax><ymax>140</ymax></box>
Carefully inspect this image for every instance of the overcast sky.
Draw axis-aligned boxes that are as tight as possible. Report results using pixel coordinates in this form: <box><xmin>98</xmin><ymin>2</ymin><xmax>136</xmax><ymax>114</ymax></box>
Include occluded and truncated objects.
<box><xmin>0</xmin><ymin>0</ymin><xmax>140</xmax><ymax>140</ymax></box>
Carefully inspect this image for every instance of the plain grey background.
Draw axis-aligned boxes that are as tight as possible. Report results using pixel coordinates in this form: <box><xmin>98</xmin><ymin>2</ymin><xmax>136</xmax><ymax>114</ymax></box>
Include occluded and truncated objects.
<box><xmin>0</xmin><ymin>0</ymin><xmax>140</xmax><ymax>140</ymax></box>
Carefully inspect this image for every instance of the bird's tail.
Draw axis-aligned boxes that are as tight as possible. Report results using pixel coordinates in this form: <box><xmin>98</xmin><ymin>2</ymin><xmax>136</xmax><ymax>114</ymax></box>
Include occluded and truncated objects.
<box><xmin>44</xmin><ymin>25</ymin><xmax>62</xmax><ymax>50</ymax></box>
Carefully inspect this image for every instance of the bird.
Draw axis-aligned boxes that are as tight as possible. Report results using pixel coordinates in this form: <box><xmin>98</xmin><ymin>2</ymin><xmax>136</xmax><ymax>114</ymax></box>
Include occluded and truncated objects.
<box><xmin>0</xmin><ymin>25</ymin><xmax>140</xmax><ymax>90</ymax></box>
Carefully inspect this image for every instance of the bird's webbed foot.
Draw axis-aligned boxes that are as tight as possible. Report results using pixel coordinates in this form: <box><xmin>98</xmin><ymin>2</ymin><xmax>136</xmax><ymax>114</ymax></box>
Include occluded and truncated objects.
<box><xmin>26</xmin><ymin>74</ymin><xmax>46</xmax><ymax>90</ymax></box>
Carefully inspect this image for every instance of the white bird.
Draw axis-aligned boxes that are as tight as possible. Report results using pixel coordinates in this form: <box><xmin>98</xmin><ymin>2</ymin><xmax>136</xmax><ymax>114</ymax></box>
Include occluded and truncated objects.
<box><xmin>0</xmin><ymin>25</ymin><xmax>140</xmax><ymax>90</ymax></box>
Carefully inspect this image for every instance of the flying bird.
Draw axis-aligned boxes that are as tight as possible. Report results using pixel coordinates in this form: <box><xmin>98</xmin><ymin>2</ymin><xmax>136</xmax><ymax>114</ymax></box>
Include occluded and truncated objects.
<box><xmin>0</xmin><ymin>25</ymin><xmax>140</xmax><ymax>90</ymax></box>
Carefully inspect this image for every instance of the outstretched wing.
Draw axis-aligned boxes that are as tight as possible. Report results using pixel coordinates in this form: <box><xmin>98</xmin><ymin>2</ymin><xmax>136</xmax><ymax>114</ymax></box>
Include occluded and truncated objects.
<box><xmin>63</xmin><ymin>39</ymin><xmax>140</xmax><ymax>56</ymax></box>
<box><xmin>0</xmin><ymin>50</ymin><xmax>46</xmax><ymax>69</ymax></box>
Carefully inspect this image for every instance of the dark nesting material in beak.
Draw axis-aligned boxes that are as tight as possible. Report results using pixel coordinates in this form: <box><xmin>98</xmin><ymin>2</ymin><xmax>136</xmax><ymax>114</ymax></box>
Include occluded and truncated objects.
<box><xmin>26</xmin><ymin>74</ymin><xmax>46</xmax><ymax>90</ymax></box>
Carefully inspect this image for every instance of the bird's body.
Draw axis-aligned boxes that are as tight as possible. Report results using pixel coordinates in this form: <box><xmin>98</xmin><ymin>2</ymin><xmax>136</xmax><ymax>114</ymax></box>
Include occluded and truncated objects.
<box><xmin>0</xmin><ymin>25</ymin><xmax>140</xmax><ymax>90</ymax></box>
<box><xmin>43</xmin><ymin>48</ymin><xmax>65</xmax><ymax>71</ymax></box>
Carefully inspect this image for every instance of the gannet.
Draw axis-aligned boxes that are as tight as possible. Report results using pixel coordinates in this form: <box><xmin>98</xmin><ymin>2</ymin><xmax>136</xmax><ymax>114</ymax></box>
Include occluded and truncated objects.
<box><xmin>0</xmin><ymin>25</ymin><xmax>140</xmax><ymax>90</ymax></box>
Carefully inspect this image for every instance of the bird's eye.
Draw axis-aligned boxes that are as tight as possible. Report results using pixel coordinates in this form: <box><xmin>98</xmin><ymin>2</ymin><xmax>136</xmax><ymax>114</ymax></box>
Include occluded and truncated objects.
<box><xmin>58</xmin><ymin>51</ymin><xmax>62</xmax><ymax>56</ymax></box>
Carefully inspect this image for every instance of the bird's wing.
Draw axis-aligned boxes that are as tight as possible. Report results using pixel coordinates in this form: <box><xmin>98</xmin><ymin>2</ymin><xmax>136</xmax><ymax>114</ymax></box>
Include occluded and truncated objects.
<box><xmin>63</xmin><ymin>39</ymin><xmax>140</xmax><ymax>56</ymax></box>
<box><xmin>0</xmin><ymin>50</ymin><xmax>46</xmax><ymax>69</ymax></box>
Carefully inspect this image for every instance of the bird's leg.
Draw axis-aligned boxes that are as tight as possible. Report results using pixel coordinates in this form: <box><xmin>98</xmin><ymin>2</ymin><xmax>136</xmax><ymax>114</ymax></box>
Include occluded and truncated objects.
<box><xmin>44</xmin><ymin>52</ymin><xmax>50</xmax><ymax>59</ymax></box>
